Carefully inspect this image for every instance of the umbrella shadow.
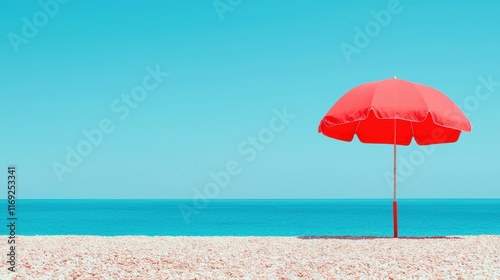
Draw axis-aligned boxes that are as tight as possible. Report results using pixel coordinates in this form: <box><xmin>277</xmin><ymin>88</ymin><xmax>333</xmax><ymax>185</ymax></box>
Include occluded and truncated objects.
<box><xmin>297</xmin><ymin>236</ymin><xmax>463</xmax><ymax>240</ymax></box>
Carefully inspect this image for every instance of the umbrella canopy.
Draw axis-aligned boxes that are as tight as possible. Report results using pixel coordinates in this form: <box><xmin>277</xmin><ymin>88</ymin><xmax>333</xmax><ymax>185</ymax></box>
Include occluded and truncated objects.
<box><xmin>318</xmin><ymin>77</ymin><xmax>471</xmax><ymax>237</ymax></box>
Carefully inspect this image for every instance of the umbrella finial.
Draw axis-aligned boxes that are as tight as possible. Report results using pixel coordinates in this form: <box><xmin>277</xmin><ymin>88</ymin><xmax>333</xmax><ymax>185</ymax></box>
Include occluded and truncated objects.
<box><xmin>393</xmin><ymin>76</ymin><xmax>397</xmax><ymax>79</ymax></box>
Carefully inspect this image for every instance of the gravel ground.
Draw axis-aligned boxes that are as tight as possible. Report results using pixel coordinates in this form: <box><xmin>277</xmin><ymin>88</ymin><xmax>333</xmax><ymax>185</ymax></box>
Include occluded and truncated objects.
<box><xmin>1</xmin><ymin>235</ymin><xmax>499</xmax><ymax>279</ymax></box>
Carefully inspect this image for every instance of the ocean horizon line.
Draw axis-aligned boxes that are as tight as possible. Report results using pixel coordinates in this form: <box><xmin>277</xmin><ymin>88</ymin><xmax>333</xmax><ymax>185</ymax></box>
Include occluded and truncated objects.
<box><xmin>5</xmin><ymin>198</ymin><xmax>500</xmax><ymax>200</ymax></box>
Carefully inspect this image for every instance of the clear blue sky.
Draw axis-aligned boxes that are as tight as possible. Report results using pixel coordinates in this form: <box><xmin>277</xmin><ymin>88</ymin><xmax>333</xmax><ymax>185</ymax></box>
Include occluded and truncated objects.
<box><xmin>1</xmin><ymin>0</ymin><xmax>499</xmax><ymax>199</ymax></box>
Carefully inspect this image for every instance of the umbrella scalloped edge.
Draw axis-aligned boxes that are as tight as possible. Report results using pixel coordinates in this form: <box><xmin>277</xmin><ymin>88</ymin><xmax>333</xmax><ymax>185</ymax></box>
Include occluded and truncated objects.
<box><xmin>319</xmin><ymin>107</ymin><xmax>472</xmax><ymax>133</ymax></box>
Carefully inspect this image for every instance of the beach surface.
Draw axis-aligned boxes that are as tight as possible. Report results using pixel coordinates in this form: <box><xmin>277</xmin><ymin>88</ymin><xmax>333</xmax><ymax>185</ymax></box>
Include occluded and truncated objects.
<box><xmin>2</xmin><ymin>235</ymin><xmax>499</xmax><ymax>279</ymax></box>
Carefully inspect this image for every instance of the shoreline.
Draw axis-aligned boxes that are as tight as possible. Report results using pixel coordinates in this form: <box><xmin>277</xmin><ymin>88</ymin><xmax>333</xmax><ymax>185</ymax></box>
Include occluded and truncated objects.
<box><xmin>2</xmin><ymin>235</ymin><xmax>499</xmax><ymax>279</ymax></box>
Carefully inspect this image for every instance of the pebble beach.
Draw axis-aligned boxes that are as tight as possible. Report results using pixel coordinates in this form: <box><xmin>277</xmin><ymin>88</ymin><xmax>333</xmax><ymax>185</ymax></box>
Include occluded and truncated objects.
<box><xmin>2</xmin><ymin>235</ymin><xmax>499</xmax><ymax>279</ymax></box>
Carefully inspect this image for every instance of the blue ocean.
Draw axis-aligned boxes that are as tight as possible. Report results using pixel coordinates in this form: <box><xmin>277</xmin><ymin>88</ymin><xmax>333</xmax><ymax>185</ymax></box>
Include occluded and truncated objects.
<box><xmin>11</xmin><ymin>199</ymin><xmax>500</xmax><ymax>236</ymax></box>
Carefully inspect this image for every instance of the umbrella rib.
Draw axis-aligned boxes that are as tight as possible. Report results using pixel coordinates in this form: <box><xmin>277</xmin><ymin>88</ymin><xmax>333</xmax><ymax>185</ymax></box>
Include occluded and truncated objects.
<box><xmin>354</xmin><ymin>119</ymin><xmax>362</xmax><ymax>134</ymax></box>
<box><xmin>410</xmin><ymin>120</ymin><xmax>415</xmax><ymax>138</ymax></box>
<box><xmin>367</xmin><ymin>82</ymin><xmax>380</xmax><ymax>118</ymax></box>
<box><xmin>409</xmin><ymin>82</ymin><xmax>432</xmax><ymax>121</ymax></box>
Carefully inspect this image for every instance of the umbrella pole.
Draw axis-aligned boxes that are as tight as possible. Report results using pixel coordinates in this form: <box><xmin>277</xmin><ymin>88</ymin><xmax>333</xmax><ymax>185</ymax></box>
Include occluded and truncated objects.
<box><xmin>393</xmin><ymin>119</ymin><xmax>398</xmax><ymax>238</ymax></box>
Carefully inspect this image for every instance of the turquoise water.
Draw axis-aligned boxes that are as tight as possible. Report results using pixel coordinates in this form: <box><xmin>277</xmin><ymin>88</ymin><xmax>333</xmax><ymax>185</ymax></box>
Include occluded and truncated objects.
<box><xmin>9</xmin><ymin>199</ymin><xmax>500</xmax><ymax>236</ymax></box>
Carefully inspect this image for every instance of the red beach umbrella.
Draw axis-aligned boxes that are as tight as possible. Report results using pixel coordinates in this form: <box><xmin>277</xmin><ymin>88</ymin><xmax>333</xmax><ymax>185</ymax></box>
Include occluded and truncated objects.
<box><xmin>318</xmin><ymin>77</ymin><xmax>472</xmax><ymax>237</ymax></box>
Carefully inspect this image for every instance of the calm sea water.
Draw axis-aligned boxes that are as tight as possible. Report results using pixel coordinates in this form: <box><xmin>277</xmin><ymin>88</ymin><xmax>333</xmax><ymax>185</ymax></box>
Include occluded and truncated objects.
<box><xmin>9</xmin><ymin>199</ymin><xmax>500</xmax><ymax>236</ymax></box>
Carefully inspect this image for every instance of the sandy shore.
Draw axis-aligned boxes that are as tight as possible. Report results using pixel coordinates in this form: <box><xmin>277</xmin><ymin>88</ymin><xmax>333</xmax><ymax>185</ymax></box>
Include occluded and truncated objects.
<box><xmin>1</xmin><ymin>235</ymin><xmax>499</xmax><ymax>279</ymax></box>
